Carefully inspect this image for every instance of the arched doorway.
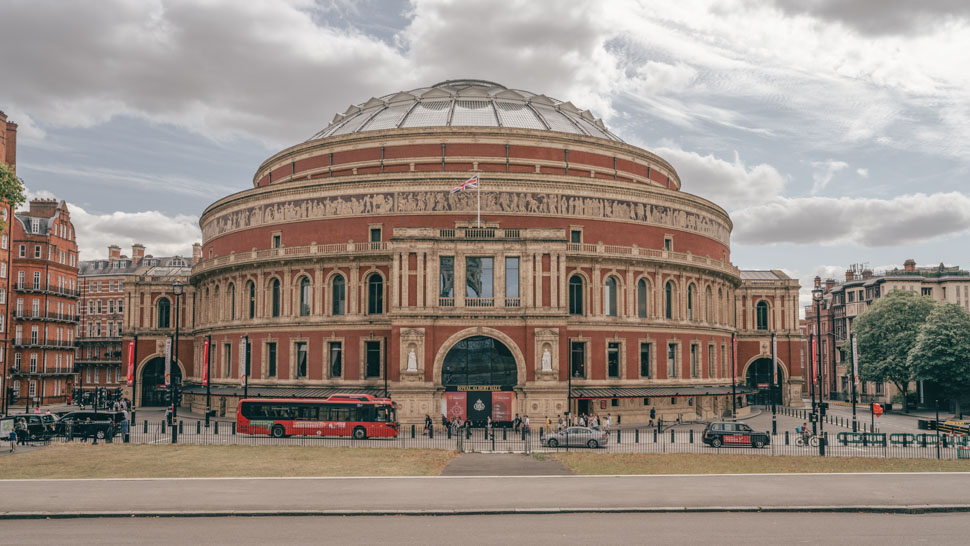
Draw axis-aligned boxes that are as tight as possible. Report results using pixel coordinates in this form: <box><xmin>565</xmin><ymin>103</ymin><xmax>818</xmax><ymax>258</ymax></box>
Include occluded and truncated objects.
<box><xmin>141</xmin><ymin>357</ymin><xmax>183</xmax><ymax>407</ymax></box>
<box><xmin>745</xmin><ymin>358</ymin><xmax>785</xmax><ymax>405</ymax></box>
<box><xmin>441</xmin><ymin>335</ymin><xmax>518</xmax><ymax>426</ymax></box>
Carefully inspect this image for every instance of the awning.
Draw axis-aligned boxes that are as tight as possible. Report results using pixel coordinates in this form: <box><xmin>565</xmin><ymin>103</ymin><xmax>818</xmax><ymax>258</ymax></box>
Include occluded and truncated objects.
<box><xmin>179</xmin><ymin>384</ymin><xmax>388</xmax><ymax>399</ymax></box>
<box><xmin>570</xmin><ymin>385</ymin><xmax>758</xmax><ymax>399</ymax></box>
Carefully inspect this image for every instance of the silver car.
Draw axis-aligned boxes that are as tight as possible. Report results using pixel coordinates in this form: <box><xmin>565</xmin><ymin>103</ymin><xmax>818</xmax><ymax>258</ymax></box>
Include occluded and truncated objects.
<box><xmin>541</xmin><ymin>426</ymin><xmax>610</xmax><ymax>448</ymax></box>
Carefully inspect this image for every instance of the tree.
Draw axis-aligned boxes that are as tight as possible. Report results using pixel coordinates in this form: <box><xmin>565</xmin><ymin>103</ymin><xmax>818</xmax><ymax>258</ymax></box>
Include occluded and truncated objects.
<box><xmin>0</xmin><ymin>162</ymin><xmax>27</xmax><ymax>230</ymax></box>
<box><xmin>908</xmin><ymin>303</ymin><xmax>970</xmax><ymax>418</ymax></box>
<box><xmin>853</xmin><ymin>289</ymin><xmax>934</xmax><ymax>413</ymax></box>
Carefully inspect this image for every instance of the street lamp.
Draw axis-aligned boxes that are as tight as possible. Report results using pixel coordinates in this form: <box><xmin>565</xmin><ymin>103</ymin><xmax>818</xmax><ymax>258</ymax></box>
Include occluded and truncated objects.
<box><xmin>171</xmin><ymin>280</ymin><xmax>183</xmax><ymax>433</ymax></box>
<box><xmin>812</xmin><ymin>276</ymin><xmax>826</xmax><ymax>455</ymax></box>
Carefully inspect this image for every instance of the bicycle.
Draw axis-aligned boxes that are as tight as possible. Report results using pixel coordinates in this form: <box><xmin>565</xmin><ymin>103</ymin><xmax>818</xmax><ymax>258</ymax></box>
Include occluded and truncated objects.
<box><xmin>795</xmin><ymin>433</ymin><xmax>820</xmax><ymax>447</ymax></box>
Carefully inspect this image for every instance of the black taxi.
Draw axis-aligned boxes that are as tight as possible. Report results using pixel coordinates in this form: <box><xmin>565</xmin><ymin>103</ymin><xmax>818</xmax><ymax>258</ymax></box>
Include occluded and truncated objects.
<box><xmin>702</xmin><ymin>421</ymin><xmax>770</xmax><ymax>448</ymax></box>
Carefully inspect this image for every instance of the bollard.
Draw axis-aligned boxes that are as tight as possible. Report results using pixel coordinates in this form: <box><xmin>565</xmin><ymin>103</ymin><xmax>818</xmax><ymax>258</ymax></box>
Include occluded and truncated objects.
<box><xmin>653</xmin><ymin>430</ymin><xmax>658</xmax><ymax>443</ymax></box>
<box><xmin>689</xmin><ymin>429</ymin><xmax>694</xmax><ymax>443</ymax></box>
<box><xmin>670</xmin><ymin>429</ymin><xmax>675</xmax><ymax>443</ymax></box>
<box><xmin>232</xmin><ymin>422</ymin><xmax>236</xmax><ymax>435</ymax></box>
<box><xmin>785</xmin><ymin>430</ymin><xmax>789</xmax><ymax>445</ymax></box>
<box><xmin>429</xmin><ymin>425</ymin><xmax>433</xmax><ymax>439</ymax></box>
<box><xmin>179</xmin><ymin>420</ymin><xmax>184</xmax><ymax>434</ymax></box>
<box><xmin>618</xmin><ymin>414</ymin><xmax>621</xmax><ymax>425</ymax></box>
<box><xmin>196</xmin><ymin>421</ymin><xmax>201</xmax><ymax>434</ymax></box>
<box><xmin>161</xmin><ymin>420</ymin><xmax>166</xmax><ymax>434</ymax></box>
<box><xmin>635</xmin><ymin>428</ymin><xmax>639</xmax><ymax>443</ymax></box>
<box><xmin>447</xmin><ymin>427</ymin><xmax>452</xmax><ymax>439</ymax></box>
<box><xmin>492</xmin><ymin>431</ymin><xmax>495</xmax><ymax>451</ymax></box>
<box><xmin>466</xmin><ymin>427</ymin><xmax>471</xmax><ymax>440</ymax></box>
<box><xmin>616</xmin><ymin>429</ymin><xmax>621</xmax><ymax>444</ymax></box>
<box><xmin>503</xmin><ymin>428</ymin><xmax>507</xmax><ymax>440</ymax></box>
<box><xmin>411</xmin><ymin>424</ymin><xmax>415</xmax><ymax>439</ymax></box>
<box><xmin>172</xmin><ymin>423</ymin><xmax>178</xmax><ymax>444</ymax></box>
<box><xmin>214</xmin><ymin>421</ymin><xmax>219</xmax><ymax>435</ymax></box>
<box><xmin>143</xmin><ymin>420</ymin><xmax>148</xmax><ymax>434</ymax></box>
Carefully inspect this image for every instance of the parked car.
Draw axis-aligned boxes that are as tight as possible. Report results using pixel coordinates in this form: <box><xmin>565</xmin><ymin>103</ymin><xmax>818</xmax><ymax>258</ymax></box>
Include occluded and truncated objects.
<box><xmin>1</xmin><ymin>414</ymin><xmax>56</xmax><ymax>442</ymax></box>
<box><xmin>54</xmin><ymin>411</ymin><xmax>125</xmax><ymax>437</ymax></box>
<box><xmin>540</xmin><ymin>426</ymin><xmax>610</xmax><ymax>448</ymax></box>
<box><xmin>702</xmin><ymin>421</ymin><xmax>770</xmax><ymax>448</ymax></box>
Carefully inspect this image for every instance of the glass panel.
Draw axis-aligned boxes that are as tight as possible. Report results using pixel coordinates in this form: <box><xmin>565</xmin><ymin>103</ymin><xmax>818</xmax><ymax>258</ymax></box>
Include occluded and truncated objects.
<box><xmin>494</xmin><ymin>102</ymin><xmax>545</xmax><ymax>130</ymax></box>
<box><xmin>368</xmin><ymin>275</ymin><xmax>383</xmax><ymax>315</ymax></box>
<box><xmin>505</xmin><ymin>257</ymin><xmax>519</xmax><ymax>298</ymax></box>
<box><xmin>452</xmin><ymin>100</ymin><xmax>498</xmax><ymax>126</ymax></box>
<box><xmin>331</xmin><ymin>109</ymin><xmax>378</xmax><ymax>135</ymax></box>
<box><xmin>440</xmin><ymin>257</ymin><xmax>454</xmax><ymax>298</ymax></box>
<box><xmin>607</xmin><ymin>342</ymin><xmax>620</xmax><ymax>377</ymax></box>
<box><xmin>267</xmin><ymin>342</ymin><xmax>277</xmax><ymax>377</ymax></box>
<box><xmin>329</xmin><ymin>342</ymin><xmax>342</xmax><ymax>378</ymax></box>
<box><xmin>441</xmin><ymin>335</ymin><xmax>517</xmax><ymax>386</ymax></box>
<box><xmin>569</xmin><ymin>276</ymin><xmax>583</xmax><ymax>315</ymax></box>
<box><xmin>272</xmin><ymin>280</ymin><xmax>281</xmax><ymax>317</ymax></box>
<box><xmin>570</xmin><ymin>341</ymin><xmax>585</xmax><ymax>378</ymax></box>
<box><xmin>366</xmin><ymin>340</ymin><xmax>381</xmax><ymax>378</ymax></box>
<box><xmin>667</xmin><ymin>344</ymin><xmax>676</xmax><ymax>377</ymax></box>
<box><xmin>640</xmin><ymin>343</ymin><xmax>650</xmax><ymax>378</ymax></box>
<box><xmin>300</xmin><ymin>278</ymin><xmax>311</xmax><ymax>316</ymax></box>
<box><xmin>401</xmin><ymin>100</ymin><xmax>451</xmax><ymax>127</ymax></box>
<box><xmin>361</xmin><ymin>103</ymin><xmax>411</xmax><ymax>131</ymax></box>
<box><xmin>332</xmin><ymin>276</ymin><xmax>345</xmax><ymax>315</ymax></box>
<box><xmin>465</xmin><ymin>257</ymin><xmax>493</xmax><ymax>298</ymax></box>
<box><xmin>637</xmin><ymin>280</ymin><xmax>648</xmax><ymax>318</ymax></box>
<box><xmin>532</xmin><ymin>105</ymin><xmax>583</xmax><ymax>135</ymax></box>
<box><xmin>296</xmin><ymin>342</ymin><xmax>307</xmax><ymax>378</ymax></box>
<box><xmin>605</xmin><ymin>277</ymin><xmax>617</xmax><ymax>316</ymax></box>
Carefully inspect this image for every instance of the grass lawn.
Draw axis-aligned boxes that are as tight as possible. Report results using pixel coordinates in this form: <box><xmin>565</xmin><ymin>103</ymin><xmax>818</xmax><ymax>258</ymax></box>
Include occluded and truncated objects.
<box><xmin>544</xmin><ymin>453</ymin><xmax>970</xmax><ymax>475</ymax></box>
<box><xmin>0</xmin><ymin>444</ymin><xmax>458</xmax><ymax>479</ymax></box>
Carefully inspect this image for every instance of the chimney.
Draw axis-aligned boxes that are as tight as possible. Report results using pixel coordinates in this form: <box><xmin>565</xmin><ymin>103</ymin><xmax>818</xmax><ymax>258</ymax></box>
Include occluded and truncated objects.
<box><xmin>108</xmin><ymin>245</ymin><xmax>121</xmax><ymax>264</ymax></box>
<box><xmin>845</xmin><ymin>270</ymin><xmax>854</xmax><ymax>282</ymax></box>
<box><xmin>192</xmin><ymin>242</ymin><xmax>202</xmax><ymax>264</ymax></box>
<box><xmin>903</xmin><ymin>259</ymin><xmax>916</xmax><ymax>272</ymax></box>
<box><xmin>825</xmin><ymin>279</ymin><xmax>835</xmax><ymax>292</ymax></box>
<box><xmin>28</xmin><ymin>198</ymin><xmax>58</xmax><ymax>219</ymax></box>
<box><xmin>132</xmin><ymin>243</ymin><xmax>146</xmax><ymax>264</ymax></box>
<box><xmin>862</xmin><ymin>269</ymin><xmax>873</xmax><ymax>280</ymax></box>
<box><xmin>5</xmin><ymin>118</ymin><xmax>17</xmax><ymax>167</ymax></box>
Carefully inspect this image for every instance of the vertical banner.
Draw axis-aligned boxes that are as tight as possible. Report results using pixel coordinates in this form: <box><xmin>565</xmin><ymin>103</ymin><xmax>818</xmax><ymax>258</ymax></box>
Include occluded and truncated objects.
<box><xmin>851</xmin><ymin>334</ymin><xmax>859</xmax><ymax>386</ymax></box>
<box><xmin>202</xmin><ymin>337</ymin><xmax>210</xmax><ymax>387</ymax></box>
<box><xmin>811</xmin><ymin>335</ymin><xmax>818</xmax><ymax>382</ymax></box>
<box><xmin>164</xmin><ymin>337</ymin><xmax>172</xmax><ymax>386</ymax></box>
<box><xmin>444</xmin><ymin>392</ymin><xmax>467</xmax><ymax>421</ymax></box>
<box><xmin>126</xmin><ymin>340</ymin><xmax>135</xmax><ymax>386</ymax></box>
<box><xmin>771</xmin><ymin>333</ymin><xmax>778</xmax><ymax>384</ymax></box>
<box><xmin>239</xmin><ymin>337</ymin><xmax>247</xmax><ymax>387</ymax></box>
<box><xmin>492</xmin><ymin>392</ymin><xmax>514</xmax><ymax>422</ymax></box>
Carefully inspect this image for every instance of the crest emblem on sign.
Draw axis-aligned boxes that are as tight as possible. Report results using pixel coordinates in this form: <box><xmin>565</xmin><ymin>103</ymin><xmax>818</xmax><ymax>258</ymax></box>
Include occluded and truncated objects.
<box><xmin>473</xmin><ymin>398</ymin><xmax>485</xmax><ymax>411</ymax></box>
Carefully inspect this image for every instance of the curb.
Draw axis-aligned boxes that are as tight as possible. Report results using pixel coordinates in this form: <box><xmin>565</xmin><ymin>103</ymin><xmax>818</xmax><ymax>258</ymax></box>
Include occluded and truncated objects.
<box><xmin>3</xmin><ymin>505</ymin><xmax>970</xmax><ymax>519</ymax></box>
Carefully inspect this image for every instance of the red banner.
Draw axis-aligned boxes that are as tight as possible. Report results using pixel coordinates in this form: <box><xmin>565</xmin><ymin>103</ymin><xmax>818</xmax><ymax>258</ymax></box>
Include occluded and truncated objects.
<box><xmin>444</xmin><ymin>392</ymin><xmax>467</xmax><ymax>421</ymax></box>
<box><xmin>492</xmin><ymin>392</ymin><xmax>514</xmax><ymax>421</ymax></box>
<box><xmin>126</xmin><ymin>340</ymin><xmax>135</xmax><ymax>386</ymax></box>
<box><xmin>202</xmin><ymin>338</ymin><xmax>210</xmax><ymax>387</ymax></box>
<box><xmin>811</xmin><ymin>336</ymin><xmax>818</xmax><ymax>382</ymax></box>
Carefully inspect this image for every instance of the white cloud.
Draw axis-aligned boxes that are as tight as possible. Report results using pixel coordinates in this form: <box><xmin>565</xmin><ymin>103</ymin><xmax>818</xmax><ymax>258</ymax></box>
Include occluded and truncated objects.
<box><xmin>69</xmin><ymin>204</ymin><xmax>201</xmax><ymax>260</ymax></box>
<box><xmin>856</xmin><ymin>168</ymin><xmax>869</xmax><ymax>177</ymax></box>
<box><xmin>733</xmin><ymin>192</ymin><xmax>970</xmax><ymax>246</ymax></box>
<box><xmin>654</xmin><ymin>146</ymin><xmax>787</xmax><ymax>209</ymax></box>
<box><xmin>810</xmin><ymin>160</ymin><xmax>849</xmax><ymax>194</ymax></box>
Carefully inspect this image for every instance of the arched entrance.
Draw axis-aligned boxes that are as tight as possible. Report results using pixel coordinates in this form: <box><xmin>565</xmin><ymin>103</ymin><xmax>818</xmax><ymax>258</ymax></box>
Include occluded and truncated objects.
<box><xmin>441</xmin><ymin>335</ymin><xmax>518</xmax><ymax>426</ymax></box>
<box><xmin>141</xmin><ymin>357</ymin><xmax>182</xmax><ymax>407</ymax></box>
<box><xmin>745</xmin><ymin>358</ymin><xmax>786</xmax><ymax>405</ymax></box>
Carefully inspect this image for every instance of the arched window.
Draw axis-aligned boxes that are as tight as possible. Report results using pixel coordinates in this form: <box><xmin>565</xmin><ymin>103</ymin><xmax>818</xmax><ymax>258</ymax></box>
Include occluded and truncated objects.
<box><xmin>228</xmin><ymin>283</ymin><xmax>236</xmax><ymax>320</ymax></box>
<box><xmin>157</xmin><ymin>298</ymin><xmax>171</xmax><ymax>329</ymax></box>
<box><xmin>367</xmin><ymin>274</ymin><xmax>383</xmax><ymax>315</ymax></box>
<box><xmin>299</xmin><ymin>277</ymin><xmax>311</xmax><ymax>317</ymax></box>
<box><xmin>665</xmin><ymin>281</ymin><xmax>674</xmax><ymax>320</ymax></box>
<box><xmin>687</xmin><ymin>284</ymin><xmax>696</xmax><ymax>321</ymax></box>
<box><xmin>637</xmin><ymin>279</ymin><xmax>648</xmax><ymax>318</ymax></box>
<box><xmin>604</xmin><ymin>276</ymin><xmax>618</xmax><ymax>317</ymax></box>
<box><xmin>270</xmin><ymin>279</ymin><xmax>281</xmax><ymax>317</ymax></box>
<box><xmin>247</xmin><ymin>281</ymin><xmax>255</xmax><ymax>319</ymax></box>
<box><xmin>705</xmin><ymin>286</ymin><xmax>713</xmax><ymax>323</ymax></box>
<box><xmin>756</xmin><ymin>300</ymin><xmax>769</xmax><ymax>330</ymax></box>
<box><xmin>568</xmin><ymin>276</ymin><xmax>584</xmax><ymax>315</ymax></box>
<box><xmin>332</xmin><ymin>275</ymin><xmax>346</xmax><ymax>315</ymax></box>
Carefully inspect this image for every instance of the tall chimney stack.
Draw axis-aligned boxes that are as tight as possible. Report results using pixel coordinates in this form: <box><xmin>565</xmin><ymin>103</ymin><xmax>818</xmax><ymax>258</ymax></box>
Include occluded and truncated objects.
<box><xmin>192</xmin><ymin>242</ymin><xmax>202</xmax><ymax>264</ymax></box>
<box><xmin>132</xmin><ymin>243</ymin><xmax>146</xmax><ymax>264</ymax></box>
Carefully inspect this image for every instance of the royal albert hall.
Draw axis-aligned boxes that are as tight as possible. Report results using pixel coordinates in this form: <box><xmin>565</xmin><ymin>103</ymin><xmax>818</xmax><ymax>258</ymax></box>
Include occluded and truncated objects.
<box><xmin>183</xmin><ymin>79</ymin><xmax>804</xmax><ymax>425</ymax></box>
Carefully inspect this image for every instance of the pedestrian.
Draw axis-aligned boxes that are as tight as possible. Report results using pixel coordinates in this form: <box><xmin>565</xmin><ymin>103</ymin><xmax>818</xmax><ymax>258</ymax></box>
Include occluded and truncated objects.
<box><xmin>605</xmin><ymin>413</ymin><xmax>612</xmax><ymax>432</ymax></box>
<box><xmin>16</xmin><ymin>418</ymin><xmax>27</xmax><ymax>446</ymax></box>
<box><xmin>486</xmin><ymin>416</ymin><xmax>492</xmax><ymax>438</ymax></box>
<box><xmin>523</xmin><ymin>415</ymin><xmax>531</xmax><ymax>454</ymax></box>
<box><xmin>8</xmin><ymin>427</ymin><xmax>15</xmax><ymax>452</ymax></box>
<box><xmin>423</xmin><ymin>414</ymin><xmax>432</xmax><ymax>436</ymax></box>
<box><xmin>65</xmin><ymin>418</ymin><xmax>74</xmax><ymax>442</ymax></box>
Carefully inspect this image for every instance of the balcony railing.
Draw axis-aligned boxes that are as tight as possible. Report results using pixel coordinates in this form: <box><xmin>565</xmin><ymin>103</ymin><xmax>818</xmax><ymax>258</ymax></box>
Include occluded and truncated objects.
<box><xmin>14</xmin><ymin>282</ymin><xmax>80</xmax><ymax>298</ymax></box>
<box><xmin>12</xmin><ymin>339</ymin><xmax>78</xmax><ymax>349</ymax></box>
<box><xmin>465</xmin><ymin>297</ymin><xmax>494</xmax><ymax>307</ymax></box>
<box><xmin>438</xmin><ymin>297</ymin><xmax>455</xmax><ymax>307</ymax></box>
<box><xmin>12</xmin><ymin>310</ymin><xmax>80</xmax><ymax>323</ymax></box>
<box><xmin>566</xmin><ymin>243</ymin><xmax>739</xmax><ymax>276</ymax></box>
<box><xmin>193</xmin><ymin>241</ymin><xmax>390</xmax><ymax>274</ymax></box>
<box><xmin>505</xmin><ymin>297</ymin><xmax>521</xmax><ymax>307</ymax></box>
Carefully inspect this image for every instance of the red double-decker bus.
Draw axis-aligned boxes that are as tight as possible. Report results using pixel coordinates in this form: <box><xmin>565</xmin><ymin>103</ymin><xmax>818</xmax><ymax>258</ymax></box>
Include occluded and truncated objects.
<box><xmin>236</xmin><ymin>394</ymin><xmax>398</xmax><ymax>439</ymax></box>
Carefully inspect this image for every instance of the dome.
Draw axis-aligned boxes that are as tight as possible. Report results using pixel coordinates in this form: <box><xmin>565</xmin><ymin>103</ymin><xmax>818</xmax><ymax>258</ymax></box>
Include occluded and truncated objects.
<box><xmin>310</xmin><ymin>79</ymin><xmax>622</xmax><ymax>142</ymax></box>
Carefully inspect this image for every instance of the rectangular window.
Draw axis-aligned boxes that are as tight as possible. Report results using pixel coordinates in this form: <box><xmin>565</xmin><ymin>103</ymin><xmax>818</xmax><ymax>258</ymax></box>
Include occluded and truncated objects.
<box><xmin>664</xmin><ymin>236</ymin><xmax>672</xmax><ymax>251</ymax></box>
<box><xmin>34</xmin><ymin>245</ymin><xmax>41</xmax><ymax>258</ymax></box>
<box><xmin>369</xmin><ymin>227</ymin><xmax>381</xmax><ymax>242</ymax></box>
<box><xmin>29</xmin><ymin>381</ymin><xmax>36</xmax><ymax>398</ymax></box>
<box><xmin>667</xmin><ymin>343</ymin><xmax>677</xmax><ymax>378</ymax></box>
<box><xmin>267</xmin><ymin>342</ymin><xmax>277</xmax><ymax>378</ymax></box>
<box><xmin>640</xmin><ymin>343</ymin><xmax>651</xmax><ymax>378</ymax></box>
<box><xmin>271</xmin><ymin>234</ymin><xmax>281</xmax><ymax>249</ymax></box>
<box><xmin>295</xmin><ymin>342</ymin><xmax>307</xmax><ymax>379</ymax></box>
<box><xmin>329</xmin><ymin>341</ymin><xmax>342</xmax><ymax>378</ymax></box>
<box><xmin>18</xmin><ymin>244</ymin><xmax>25</xmax><ymax>258</ymax></box>
<box><xmin>365</xmin><ymin>340</ymin><xmax>382</xmax><ymax>378</ymax></box>
<box><xmin>33</xmin><ymin>272</ymin><xmax>40</xmax><ymax>289</ymax></box>
<box><xmin>505</xmin><ymin>257</ymin><xmax>519</xmax><ymax>299</ymax></box>
<box><xmin>607</xmin><ymin>342</ymin><xmax>620</xmax><ymax>378</ymax></box>
<box><xmin>224</xmin><ymin>344</ymin><xmax>232</xmax><ymax>378</ymax></box>
<box><xmin>30</xmin><ymin>354</ymin><xmax>38</xmax><ymax>373</ymax></box>
<box><xmin>465</xmin><ymin>257</ymin><xmax>494</xmax><ymax>298</ymax></box>
<box><xmin>570</xmin><ymin>341</ymin><xmax>586</xmax><ymax>378</ymax></box>
<box><xmin>690</xmin><ymin>345</ymin><xmax>698</xmax><ymax>378</ymax></box>
<box><xmin>922</xmin><ymin>287</ymin><xmax>932</xmax><ymax>297</ymax></box>
<box><xmin>570</xmin><ymin>230</ymin><xmax>582</xmax><ymax>244</ymax></box>
<box><xmin>439</xmin><ymin>257</ymin><xmax>454</xmax><ymax>298</ymax></box>
<box><xmin>708</xmin><ymin>345</ymin><xmax>715</xmax><ymax>378</ymax></box>
<box><xmin>118</xmin><ymin>299</ymin><xmax>124</xmax><ymax>313</ymax></box>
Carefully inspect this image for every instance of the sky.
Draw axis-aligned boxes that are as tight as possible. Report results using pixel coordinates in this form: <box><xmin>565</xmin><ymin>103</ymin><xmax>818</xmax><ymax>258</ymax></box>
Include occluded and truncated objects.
<box><xmin>1</xmin><ymin>0</ymin><xmax>969</xmax><ymax>313</ymax></box>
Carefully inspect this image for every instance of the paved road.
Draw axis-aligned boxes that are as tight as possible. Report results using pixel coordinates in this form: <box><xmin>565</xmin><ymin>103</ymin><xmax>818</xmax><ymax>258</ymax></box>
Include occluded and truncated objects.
<box><xmin>2</xmin><ymin>473</ymin><xmax>969</xmax><ymax>517</ymax></box>
<box><xmin>3</xmin><ymin>512</ymin><xmax>969</xmax><ymax>545</ymax></box>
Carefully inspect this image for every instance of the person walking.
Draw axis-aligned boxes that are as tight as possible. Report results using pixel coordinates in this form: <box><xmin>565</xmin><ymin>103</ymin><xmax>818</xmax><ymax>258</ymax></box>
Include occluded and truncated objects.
<box><xmin>605</xmin><ymin>413</ymin><xmax>612</xmax><ymax>433</ymax></box>
<box><xmin>65</xmin><ymin>418</ymin><xmax>74</xmax><ymax>442</ymax></box>
<box><xmin>423</xmin><ymin>414</ymin><xmax>432</xmax><ymax>436</ymax></box>
<box><xmin>8</xmin><ymin>427</ymin><xmax>16</xmax><ymax>452</ymax></box>
<box><xmin>15</xmin><ymin>418</ymin><xmax>27</xmax><ymax>446</ymax></box>
<box><xmin>523</xmin><ymin>415</ymin><xmax>532</xmax><ymax>454</ymax></box>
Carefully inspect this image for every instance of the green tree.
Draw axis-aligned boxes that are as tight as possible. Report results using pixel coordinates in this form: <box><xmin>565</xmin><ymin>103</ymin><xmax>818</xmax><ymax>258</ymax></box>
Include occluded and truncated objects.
<box><xmin>0</xmin><ymin>162</ymin><xmax>27</xmax><ymax>230</ymax></box>
<box><xmin>853</xmin><ymin>289</ymin><xmax>934</xmax><ymax>413</ymax></box>
<box><xmin>908</xmin><ymin>303</ymin><xmax>970</xmax><ymax>418</ymax></box>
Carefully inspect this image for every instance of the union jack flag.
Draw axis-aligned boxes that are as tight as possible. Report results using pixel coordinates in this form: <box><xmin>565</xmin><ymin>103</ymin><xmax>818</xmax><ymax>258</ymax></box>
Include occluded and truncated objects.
<box><xmin>451</xmin><ymin>174</ymin><xmax>479</xmax><ymax>193</ymax></box>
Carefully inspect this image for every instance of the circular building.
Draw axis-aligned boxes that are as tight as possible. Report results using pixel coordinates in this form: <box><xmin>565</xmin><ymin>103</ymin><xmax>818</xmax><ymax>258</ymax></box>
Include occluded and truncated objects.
<box><xmin>187</xmin><ymin>79</ymin><xmax>791</xmax><ymax>425</ymax></box>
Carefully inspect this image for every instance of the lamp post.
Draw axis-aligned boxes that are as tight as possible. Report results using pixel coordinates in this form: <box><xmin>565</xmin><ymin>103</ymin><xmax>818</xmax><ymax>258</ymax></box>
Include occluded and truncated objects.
<box><xmin>171</xmin><ymin>280</ymin><xmax>183</xmax><ymax>429</ymax></box>
<box><xmin>812</xmin><ymin>277</ymin><xmax>825</xmax><ymax>455</ymax></box>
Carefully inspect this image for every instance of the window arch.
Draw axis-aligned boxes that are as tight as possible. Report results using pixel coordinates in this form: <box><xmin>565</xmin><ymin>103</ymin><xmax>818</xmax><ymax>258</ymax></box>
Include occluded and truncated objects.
<box><xmin>604</xmin><ymin>276</ymin><xmax>619</xmax><ymax>316</ymax></box>
<box><xmin>228</xmin><ymin>283</ymin><xmax>236</xmax><ymax>320</ymax></box>
<box><xmin>247</xmin><ymin>281</ymin><xmax>256</xmax><ymax>319</ymax></box>
<box><xmin>157</xmin><ymin>297</ymin><xmax>171</xmax><ymax>329</ymax></box>
<box><xmin>756</xmin><ymin>300</ymin><xmax>769</xmax><ymax>330</ymax></box>
<box><xmin>367</xmin><ymin>274</ymin><xmax>383</xmax><ymax>315</ymax></box>
<box><xmin>665</xmin><ymin>281</ymin><xmax>676</xmax><ymax>320</ymax></box>
<box><xmin>705</xmin><ymin>285</ymin><xmax>713</xmax><ymax>323</ymax></box>
<box><xmin>299</xmin><ymin>276</ymin><xmax>311</xmax><ymax>317</ymax></box>
<box><xmin>270</xmin><ymin>278</ymin><xmax>281</xmax><ymax>317</ymax></box>
<box><xmin>637</xmin><ymin>279</ymin><xmax>649</xmax><ymax>318</ymax></box>
<box><xmin>568</xmin><ymin>275</ymin><xmax>584</xmax><ymax>315</ymax></box>
<box><xmin>687</xmin><ymin>284</ymin><xmax>696</xmax><ymax>321</ymax></box>
<box><xmin>332</xmin><ymin>274</ymin><xmax>346</xmax><ymax>315</ymax></box>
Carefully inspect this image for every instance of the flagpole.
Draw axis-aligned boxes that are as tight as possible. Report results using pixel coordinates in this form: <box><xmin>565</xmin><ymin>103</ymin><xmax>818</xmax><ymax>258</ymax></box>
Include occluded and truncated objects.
<box><xmin>476</xmin><ymin>173</ymin><xmax>481</xmax><ymax>228</ymax></box>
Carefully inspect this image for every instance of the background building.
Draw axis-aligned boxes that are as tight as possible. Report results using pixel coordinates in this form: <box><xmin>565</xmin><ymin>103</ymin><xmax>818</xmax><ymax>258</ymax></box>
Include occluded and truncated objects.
<box><xmin>0</xmin><ymin>111</ymin><xmax>17</xmax><ymax>414</ymax></box>
<box><xmin>179</xmin><ymin>79</ymin><xmax>802</xmax><ymax>424</ymax></box>
<box><xmin>806</xmin><ymin>260</ymin><xmax>970</xmax><ymax>407</ymax></box>
<box><xmin>8</xmin><ymin>198</ymin><xmax>79</xmax><ymax>407</ymax></box>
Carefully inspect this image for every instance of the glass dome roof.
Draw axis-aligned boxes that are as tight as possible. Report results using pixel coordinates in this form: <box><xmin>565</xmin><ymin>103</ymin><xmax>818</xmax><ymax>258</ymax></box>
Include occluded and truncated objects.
<box><xmin>310</xmin><ymin>79</ymin><xmax>621</xmax><ymax>142</ymax></box>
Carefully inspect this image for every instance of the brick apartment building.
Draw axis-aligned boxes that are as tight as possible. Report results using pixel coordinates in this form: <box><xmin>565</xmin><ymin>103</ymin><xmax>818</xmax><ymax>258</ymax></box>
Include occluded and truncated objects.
<box><xmin>8</xmin><ymin>198</ymin><xmax>80</xmax><ymax>407</ymax></box>
<box><xmin>0</xmin><ymin>111</ymin><xmax>17</xmax><ymax>414</ymax></box>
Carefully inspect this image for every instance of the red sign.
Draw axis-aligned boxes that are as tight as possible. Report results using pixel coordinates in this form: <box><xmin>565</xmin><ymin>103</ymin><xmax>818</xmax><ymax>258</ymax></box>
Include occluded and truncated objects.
<box><xmin>444</xmin><ymin>392</ymin><xmax>467</xmax><ymax>421</ymax></box>
<box><xmin>492</xmin><ymin>392</ymin><xmax>513</xmax><ymax>421</ymax></box>
<box><xmin>126</xmin><ymin>340</ymin><xmax>135</xmax><ymax>386</ymax></box>
<box><xmin>873</xmin><ymin>403</ymin><xmax>883</xmax><ymax>417</ymax></box>
<box><xmin>724</xmin><ymin>434</ymin><xmax>750</xmax><ymax>444</ymax></box>
<box><xmin>757</xmin><ymin>383</ymin><xmax>770</xmax><ymax>389</ymax></box>
<box><xmin>202</xmin><ymin>338</ymin><xmax>210</xmax><ymax>387</ymax></box>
